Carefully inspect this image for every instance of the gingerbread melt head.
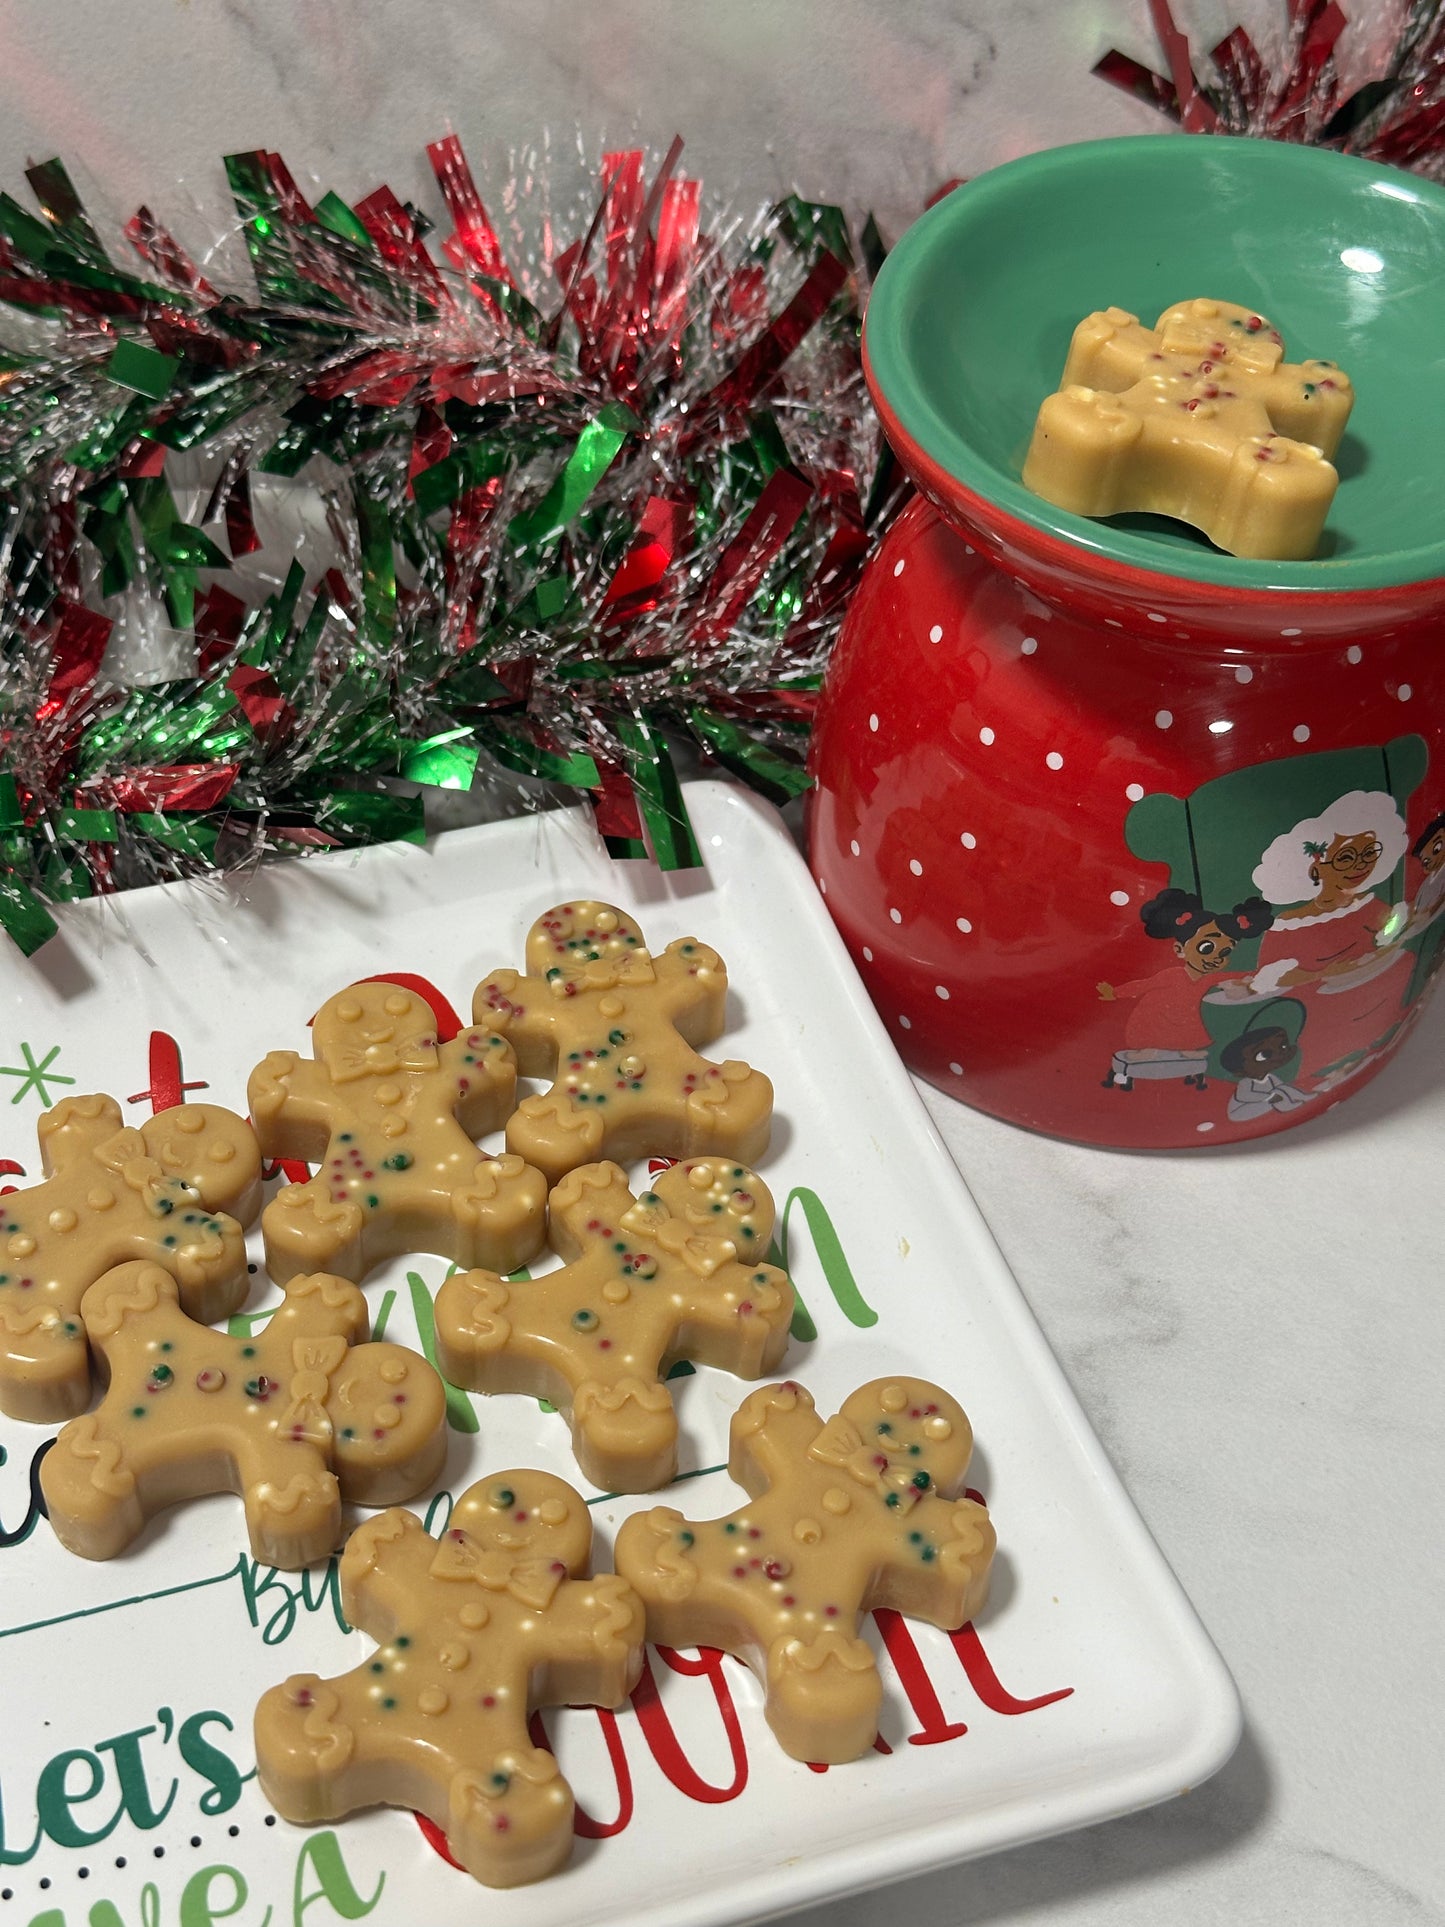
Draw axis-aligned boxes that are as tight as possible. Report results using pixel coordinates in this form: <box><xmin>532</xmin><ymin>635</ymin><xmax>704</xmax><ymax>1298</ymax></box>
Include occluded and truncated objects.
<box><xmin>312</xmin><ymin>983</ymin><xmax>441</xmax><ymax>1085</ymax></box>
<box><xmin>526</xmin><ymin>902</ymin><xmax>656</xmax><ymax>995</ymax></box>
<box><xmin>637</xmin><ymin>1157</ymin><xmax>773</xmax><ymax>1269</ymax></box>
<box><xmin>836</xmin><ymin>1378</ymin><xmax>975</xmax><ymax>1497</ymax></box>
<box><xmin>135</xmin><ymin>1104</ymin><xmax>264</xmax><ymax>1218</ymax></box>
<box><xmin>445</xmin><ymin>1468</ymin><xmax>593</xmax><ymax>1576</ymax></box>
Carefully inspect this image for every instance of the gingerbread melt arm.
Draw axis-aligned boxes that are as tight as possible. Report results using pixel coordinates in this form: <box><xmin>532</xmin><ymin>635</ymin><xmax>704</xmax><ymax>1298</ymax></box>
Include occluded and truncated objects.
<box><xmin>471</xmin><ymin>969</ymin><xmax>560</xmax><ymax>1076</ymax></box>
<box><xmin>436</xmin><ymin>1026</ymin><xmax>519</xmax><ymax>1139</ymax></box>
<box><xmin>41</xmin><ymin>1260</ymin><xmax>447</xmax><ymax>1568</ymax></box>
<box><xmin>247</xmin><ymin>1051</ymin><xmax>335</xmax><ymax>1160</ymax></box>
<box><xmin>0</xmin><ymin>1097</ymin><xmax>260</xmax><ymax>1426</ymax></box>
<box><xmin>649</xmin><ymin>936</ymin><xmax>730</xmax><ymax>1040</ymax></box>
<box><xmin>615</xmin><ymin>1375</ymin><xmax>997</xmax><ymax>1764</ymax></box>
<box><xmin>255</xmin><ymin>1470</ymin><xmax>646</xmax><ymax>1889</ymax></box>
<box><xmin>436</xmin><ymin>1158</ymin><xmax>794</xmax><ymax>1493</ymax></box>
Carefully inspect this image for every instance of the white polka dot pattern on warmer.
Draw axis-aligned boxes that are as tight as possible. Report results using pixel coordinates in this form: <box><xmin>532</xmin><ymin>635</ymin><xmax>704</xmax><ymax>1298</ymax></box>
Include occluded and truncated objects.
<box><xmin>935</xmin><ymin>985</ymin><xmax>950</xmax><ymax>1000</ymax></box>
<box><xmin>948</xmin><ymin>1061</ymin><xmax>963</xmax><ymax>1076</ymax></box>
<box><xmin>1125</xmin><ymin>783</ymin><xmax>1145</xmax><ymax>801</ymax></box>
<box><xmin>1045</xmin><ymin>751</ymin><xmax>1064</xmax><ymax>770</ymax></box>
<box><xmin>960</xmin><ymin>831</ymin><xmax>977</xmax><ymax>849</ymax></box>
<box><xmin>1280</xmin><ymin>627</ymin><xmax>1301</xmax><ymax>637</ymax></box>
<box><xmin>868</xmin><ymin>713</ymin><xmax>879</xmax><ymax>733</ymax></box>
<box><xmin>929</xmin><ymin>623</ymin><xmax>943</xmax><ymax>643</ymax></box>
<box><xmin>1110</xmin><ymin>890</ymin><xmax>1130</xmax><ymax>906</ymax></box>
<box><xmin>1197</xmin><ymin>1121</ymin><xmax>1215</xmax><ymax>1133</ymax></box>
<box><xmin>849</xmin><ymin>838</ymin><xmax>860</xmax><ymax>857</ymax></box>
<box><xmin>1399</xmin><ymin>684</ymin><xmax>1413</xmax><ymax>701</ymax></box>
<box><xmin>1021</xmin><ymin>636</ymin><xmax>1038</xmax><ymax>655</ymax></box>
<box><xmin>955</xmin><ymin>916</ymin><xmax>972</xmax><ymax>934</ymax></box>
<box><xmin>909</xmin><ymin>858</ymin><xmax>923</xmax><ymax>876</ymax></box>
<box><xmin>889</xmin><ymin>907</ymin><xmax>902</xmax><ymax>924</ymax></box>
<box><xmin>1155</xmin><ymin>709</ymin><xmax>1173</xmax><ymax>729</ymax></box>
<box><xmin>1146</xmin><ymin>611</ymin><xmax>1167</xmax><ymax>624</ymax></box>
<box><xmin>898</xmin><ymin>1013</ymin><xmax>912</xmax><ymax>1029</ymax></box>
<box><xmin>1234</xmin><ymin>665</ymin><xmax>1253</xmax><ymax>684</ymax></box>
<box><xmin>818</xmin><ymin>876</ymin><xmax>827</xmax><ymax>894</ymax></box>
<box><xmin>893</xmin><ymin>558</ymin><xmax>906</xmax><ymax>577</ymax></box>
<box><xmin>979</xmin><ymin>726</ymin><xmax>996</xmax><ymax>746</ymax></box>
<box><xmin>861</xmin><ymin>945</ymin><xmax>873</xmax><ymax>962</ymax></box>
<box><xmin>1293</xmin><ymin>724</ymin><xmax>1310</xmax><ymax>743</ymax></box>
<box><xmin>1346</xmin><ymin>645</ymin><xmax>1363</xmax><ymax>664</ymax></box>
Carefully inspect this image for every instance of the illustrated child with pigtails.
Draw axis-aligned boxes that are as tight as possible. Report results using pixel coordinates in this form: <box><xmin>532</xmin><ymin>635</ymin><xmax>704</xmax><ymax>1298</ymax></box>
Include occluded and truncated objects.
<box><xmin>1098</xmin><ymin>887</ymin><xmax>1275</xmax><ymax>1091</ymax></box>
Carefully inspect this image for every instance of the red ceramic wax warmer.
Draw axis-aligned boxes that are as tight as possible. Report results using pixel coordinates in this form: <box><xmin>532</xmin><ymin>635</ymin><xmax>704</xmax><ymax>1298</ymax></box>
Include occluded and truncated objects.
<box><xmin>809</xmin><ymin>137</ymin><xmax>1445</xmax><ymax>1149</ymax></box>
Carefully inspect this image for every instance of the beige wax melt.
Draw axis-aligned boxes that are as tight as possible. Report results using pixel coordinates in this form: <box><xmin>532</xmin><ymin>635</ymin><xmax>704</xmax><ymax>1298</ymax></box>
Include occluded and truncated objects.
<box><xmin>248</xmin><ymin>979</ymin><xmax>547</xmax><ymax>1285</ymax></box>
<box><xmin>0</xmin><ymin>1095</ymin><xmax>261</xmax><ymax>1425</ymax></box>
<box><xmin>474</xmin><ymin>901</ymin><xmax>773</xmax><ymax>1187</ymax></box>
<box><xmin>614</xmin><ymin>1375</ymin><xmax>996</xmax><ymax>1764</ymax></box>
<box><xmin>41</xmin><ymin>1259</ymin><xmax>447</xmax><ymax>1568</ymax></box>
<box><xmin>436</xmin><ymin>1157</ymin><xmax>794</xmax><ymax>1492</ymax></box>
<box><xmin>1022</xmin><ymin>298</ymin><xmax>1355</xmax><ymax>559</ymax></box>
<box><xmin>255</xmin><ymin>1469</ymin><xmax>646</xmax><ymax>1889</ymax></box>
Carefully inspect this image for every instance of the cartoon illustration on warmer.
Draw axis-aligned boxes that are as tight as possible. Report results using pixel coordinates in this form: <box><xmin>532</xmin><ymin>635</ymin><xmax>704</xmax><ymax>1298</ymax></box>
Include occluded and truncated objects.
<box><xmin>1248</xmin><ymin>791</ymin><xmax>1412</xmax><ymax>1091</ymax></box>
<box><xmin>1097</xmin><ymin>888</ymin><xmax>1273</xmax><ymax>1091</ymax></box>
<box><xmin>1115</xmin><ymin>732</ymin><xmax>1439</xmax><ymax>1124</ymax></box>
<box><xmin>1219</xmin><ymin>1006</ymin><xmax>1311</xmax><ymax>1121</ymax></box>
<box><xmin>1404</xmin><ymin>811</ymin><xmax>1445</xmax><ymax>1002</ymax></box>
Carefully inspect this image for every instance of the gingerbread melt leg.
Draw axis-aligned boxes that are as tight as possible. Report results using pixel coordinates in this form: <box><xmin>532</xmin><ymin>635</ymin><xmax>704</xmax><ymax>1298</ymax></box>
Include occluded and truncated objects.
<box><xmin>765</xmin><ymin>1629</ymin><xmax>882</xmax><ymax>1765</ymax></box>
<box><xmin>40</xmin><ymin>1413</ymin><xmax>147</xmax><ymax>1560</ymax></box>
<box><xmin>504</xmin><ymin>1094</ymin><xmax>606</xmax><ymax>1190</ymax></box>
<box><xmin>572</xmin><ymin>1375</ymin><xmax>678</xmax><ymax>1492</ymax></box>
<box><xmin>0</xmin><ymin>1313</ymin><xmax>91</xmax><ymax>1426</ymax></box>
<box><xmin>262</xmin><ymin>1179</ymin><xmax>367</xmax><ymax>1285</ymax></box>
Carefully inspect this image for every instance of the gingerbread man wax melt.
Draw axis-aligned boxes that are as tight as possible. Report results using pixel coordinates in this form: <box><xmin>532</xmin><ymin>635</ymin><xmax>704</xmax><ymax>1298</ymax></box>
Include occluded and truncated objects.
<box><xmin>41</xmin><ymin>1260</ymin><xmax>447</xmax><ymax>1569</ymax></box>
<box><xmin>255</xmin><ymin>1469</ymin><xmax>645</xmax><ymax>1888</ymax></box>
<box><xmin>474</xmin><ymin>901</ymin><xmax>773</xmax><ymax>1186</ymax></box>
<box><xmin>0</xmin><ymin>1094</ymin><xmax>261</xmax><ymax>1424</ymax></box>
<box><xmin>1023</xmin><ymin>298</ymin><xmax>1355</xmax><ymax>559</ymax></box>
<box><xmin>436</xmin><ymin>1157</ymin><xmax>794</xmax><ymax>1491</ymax></box>
<box><xmin>615</xmin><ymin>1376</ymin><xmax>995</xmax><ymax>1763</ymax></box>
<box><xmin>248</xmin><ymin>979</ymin><xmax>547</xmax><ymax>1285</ymax></box>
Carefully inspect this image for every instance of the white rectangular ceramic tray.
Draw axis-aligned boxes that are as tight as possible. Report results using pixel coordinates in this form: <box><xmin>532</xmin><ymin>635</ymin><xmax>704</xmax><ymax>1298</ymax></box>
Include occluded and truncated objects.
<box><xmin>0</xmin><ymin>779</ymin><xmax>1239</xmax><ymax>1927</ymax></box>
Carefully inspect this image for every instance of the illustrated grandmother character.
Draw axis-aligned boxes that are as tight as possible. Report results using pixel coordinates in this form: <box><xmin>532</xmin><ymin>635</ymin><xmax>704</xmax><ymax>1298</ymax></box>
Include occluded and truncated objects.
<box><xmin>1248</xmin><ymin>788</ymin><xmax>1411</xmax><ymax>1090</ymax></box>
<box><xmin>1098</xmin><ymin>887</ymin><xmax>1273</xmax><ymax>1091</ymax></box>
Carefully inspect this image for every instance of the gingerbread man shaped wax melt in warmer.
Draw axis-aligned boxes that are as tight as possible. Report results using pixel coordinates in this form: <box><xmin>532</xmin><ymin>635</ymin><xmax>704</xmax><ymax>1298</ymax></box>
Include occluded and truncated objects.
<box><xmin>1023</xmin><ymin>298</ymin><xmax>1355</xmax><ymax>559</ymax></box>
<box><xmin>0</xmin><ymin>1095</ymin><xmax>261</xmax><ymax>1425</ymax></box>
<box><xmin>255</xmin><ymin>1468</ymin><xmax>646</xmax><ymax>1889</ymax></box>
<box><xmin>615</xmin><ymin>1376</ymin><xmax>995</xmax><ymax>1764</ymax></box>
<box><xmin>474</xmin><ymin>902</ymin><xmax>773</xmax><ymax>1187</ymax></box>
<box><xmin>436</xmin><ymin>1157</ymin><xmax>793</xmax><ymax>1491</ymax></box>
<box><xmin>41</xmin><ymin>1259</ymin><xmax>447</xmax><ymax>1569</ymax></box>
<box><xmin>248</xmin><ymin>980</ymin><xmax>547</xmax><ymax>1285</ymax></box>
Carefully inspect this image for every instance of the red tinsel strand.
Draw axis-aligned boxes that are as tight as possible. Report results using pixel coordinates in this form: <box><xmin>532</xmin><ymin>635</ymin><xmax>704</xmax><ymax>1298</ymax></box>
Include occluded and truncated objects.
<box><xmin>1095</xmin><ymin>0</ymin><xmax>1445</xmax><ymax>174</ymax></box>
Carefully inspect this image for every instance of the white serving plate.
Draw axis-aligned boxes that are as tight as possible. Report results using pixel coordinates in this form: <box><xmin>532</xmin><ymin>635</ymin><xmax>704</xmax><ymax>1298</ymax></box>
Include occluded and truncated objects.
<box><xmin>0</xmin><ymin>780</ymin><xmax>1239</xmax><ymax>1927</ymax></box>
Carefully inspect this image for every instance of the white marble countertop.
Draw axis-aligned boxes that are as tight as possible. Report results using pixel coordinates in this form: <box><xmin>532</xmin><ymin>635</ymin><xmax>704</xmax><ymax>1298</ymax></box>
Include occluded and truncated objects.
<box><xmin>1</xmin><ymin>0</ymin><xmax>1441</xmax><ymax>1918</ymax></box>
<box><xmin>787</xmin><ymin>998</ymin><xmax>1445</xmax><ymax>1927</ymax></box>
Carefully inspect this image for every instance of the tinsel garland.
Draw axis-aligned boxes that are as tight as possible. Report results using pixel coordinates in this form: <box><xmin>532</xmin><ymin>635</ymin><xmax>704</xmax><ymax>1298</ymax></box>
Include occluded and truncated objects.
<box><xmin>1097</xmin><ymin>0</ymin><xmax>1445</xmax><ymax>162</ymax></box>
<box><xmin>8</xmin><ymin>3</ymin><xmax>1445</xmax><ymax>962</ymax></box>
<box><xmin>0</xmin><ymin>136</ymin><xmax>898</xmax><ymax>955</ymax></box>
